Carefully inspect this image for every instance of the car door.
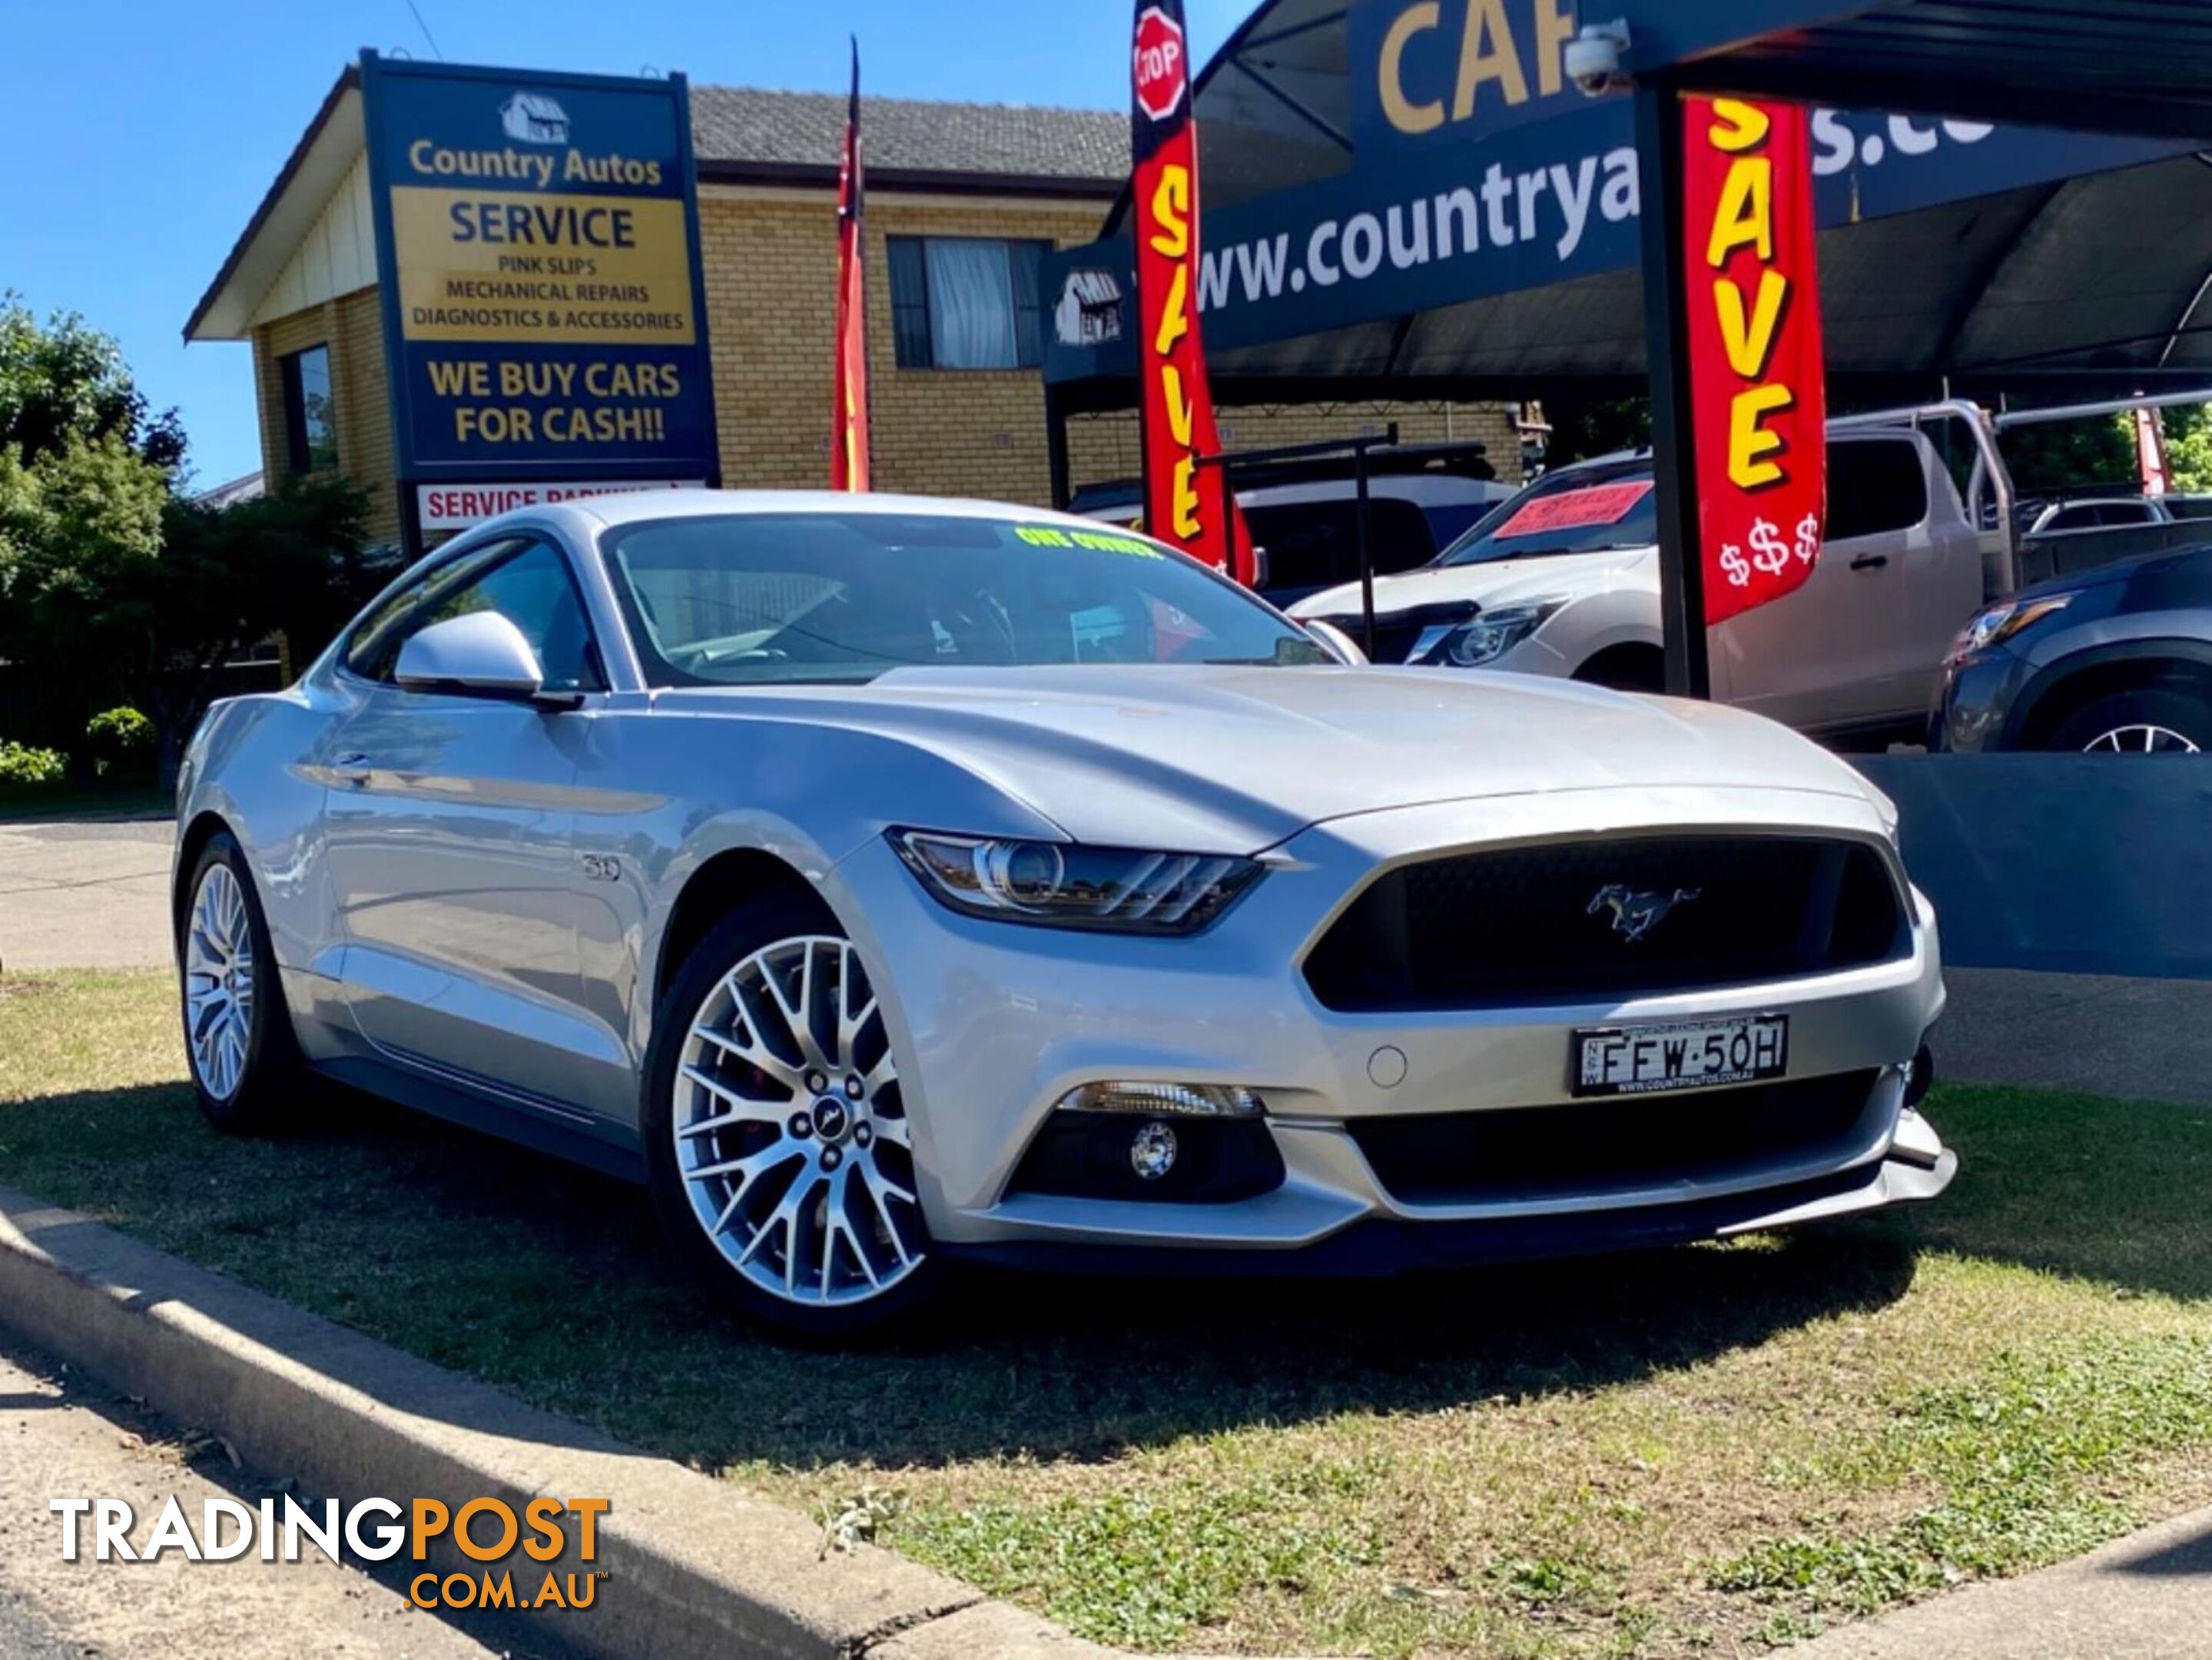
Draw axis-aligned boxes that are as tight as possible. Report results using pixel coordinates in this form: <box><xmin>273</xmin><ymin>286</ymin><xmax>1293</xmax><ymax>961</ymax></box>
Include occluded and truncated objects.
<box><xmin>1716</xmin><ymin>434</ymin><xmax>1937</xmax><ymax>732</ymax></box>
<box><xmin>320</xmin><ymin>534</ymin><xmax>619</xmax><ymax>1115</ymax></box>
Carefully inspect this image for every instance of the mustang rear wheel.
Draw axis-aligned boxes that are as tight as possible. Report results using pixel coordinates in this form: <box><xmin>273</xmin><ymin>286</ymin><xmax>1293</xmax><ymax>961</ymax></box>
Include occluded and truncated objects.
<box><xmin>643</xmin><ymin>894</ymin><xmax>938</xmax><ymax>1339</ymax></box>
<box><xmin>179</xmin><ymin>833</ymin><xmax>297</xmax><ymax>1131</ymax></box>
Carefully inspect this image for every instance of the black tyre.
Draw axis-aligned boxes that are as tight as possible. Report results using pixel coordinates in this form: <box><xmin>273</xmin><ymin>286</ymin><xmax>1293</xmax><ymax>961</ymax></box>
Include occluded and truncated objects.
<box><xmin>642</xmin><ymin>890</ymin><xmax>941</xmax><ymax>1341</ymax></box>
<box><xmin>177</xmin><ymin>832</ymin><xmax>300</xmax><ymax>1132</ymax></box>
<box><xmin>2049</xmin><ymin>687</ymin><xmax>2210</xmax><ymax>755</ymax></box>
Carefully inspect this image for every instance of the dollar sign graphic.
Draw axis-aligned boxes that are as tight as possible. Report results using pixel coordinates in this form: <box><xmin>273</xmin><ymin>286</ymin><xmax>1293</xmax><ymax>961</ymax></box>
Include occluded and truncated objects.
<box><xmin>1720</xmin><ymin>544</ymin><xmax>1751</xmax><ymax>587</ymax></box>
<box><xmin>1747</xmin><ymin>517</ymin><xmax>1790</xmax><ymax>576</ymax></box>
<box><xmin>1796</xmin><ymin>513</ymin><xmax>1820</xmax><ymax>563</ymax></box>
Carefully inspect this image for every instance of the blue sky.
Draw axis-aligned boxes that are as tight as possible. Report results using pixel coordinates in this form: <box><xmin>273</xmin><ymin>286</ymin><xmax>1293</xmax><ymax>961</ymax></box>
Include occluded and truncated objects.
<box><xmin>0</xmin><ymin>0</ymin><xmax>1247</xmax><ymax>489</ymax></box>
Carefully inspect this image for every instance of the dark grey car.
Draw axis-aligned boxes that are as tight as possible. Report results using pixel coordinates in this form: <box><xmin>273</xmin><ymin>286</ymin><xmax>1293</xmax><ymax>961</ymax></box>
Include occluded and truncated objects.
<box><xmin>1932</xmin><ymin>540</ymin><xmax>2212</xmax><ymax>752</ymax></box>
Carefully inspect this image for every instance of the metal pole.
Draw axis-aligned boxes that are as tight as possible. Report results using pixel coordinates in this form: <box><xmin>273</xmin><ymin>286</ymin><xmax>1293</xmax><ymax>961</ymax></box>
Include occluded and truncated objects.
<box><xmin>1044</xmin><ymin>382</ymin><xmax>1073</xmax><ymax>510</ymax></box>
<box><xmin>1355</xmin><ymin>442</ymin><xmax>1378</xmax><ymax>659</ymax></box>
<box><xmin>1635</xmin><ymin>75</ymin><xmax>1711</xmax><ymax>699</ymax></box>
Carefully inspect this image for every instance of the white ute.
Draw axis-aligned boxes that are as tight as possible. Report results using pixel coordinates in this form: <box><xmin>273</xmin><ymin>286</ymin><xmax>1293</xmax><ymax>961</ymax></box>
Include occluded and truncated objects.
<box><xmin>1292</xmin><ymin>404</ymin><xmax>2015</xmax><ymax>746</ymax></box>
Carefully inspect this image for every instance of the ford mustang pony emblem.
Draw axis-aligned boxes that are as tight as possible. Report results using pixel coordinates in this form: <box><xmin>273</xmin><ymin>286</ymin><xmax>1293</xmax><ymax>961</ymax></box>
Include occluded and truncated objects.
<box><xmin>1587</xmin><ymin>884</ymin><xmax>1703</xmax><ymax>943</ymax></box>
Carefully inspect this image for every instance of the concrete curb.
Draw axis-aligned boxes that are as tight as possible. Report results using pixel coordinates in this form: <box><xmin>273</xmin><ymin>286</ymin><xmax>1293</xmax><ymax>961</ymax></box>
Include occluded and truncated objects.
<box><xmin>0</xmin><ymin>1183</ymin><xmax>1119</xmax><ymax>1660</ymax></box>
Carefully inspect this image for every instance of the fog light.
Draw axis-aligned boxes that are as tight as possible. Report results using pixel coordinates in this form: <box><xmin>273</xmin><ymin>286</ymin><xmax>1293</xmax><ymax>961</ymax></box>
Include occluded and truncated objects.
<box><xmin>1129</xmin><ymin>1120</ymin><xmax>1179</xmax><ymax>1180</ymax></box>
<box><xmin>1053</xmin><ymin>1081</ymin><xmax>1263</xmax><ymax>1117</ymax></box>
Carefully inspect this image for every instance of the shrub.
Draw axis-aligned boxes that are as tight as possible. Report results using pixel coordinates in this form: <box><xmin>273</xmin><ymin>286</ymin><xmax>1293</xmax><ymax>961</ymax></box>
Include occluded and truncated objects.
<box><xmin>0</xmin><ymin>741</ymin><xmax>68</xmax><ymax>786</ymax></box>
<box><xmin>85</xmin><ymin>706</ymin><xmax>154</xmax><ymax>774</ymax></box>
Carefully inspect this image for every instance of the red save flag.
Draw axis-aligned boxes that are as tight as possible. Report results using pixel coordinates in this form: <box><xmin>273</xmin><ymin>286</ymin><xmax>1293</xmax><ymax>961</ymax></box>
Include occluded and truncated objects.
<box><xmin>1130</xmin><ymin>1</ymin><xmax>1252</xmax><ymax>582</ymax></box>
<box><xmin>1683</xmin><ymin>96</ymin><xmax>1826</xmax><ymax>626</ymax></box>
<box><xmin>831</xmin><ymin>39</ymin><xmax>871</xmax><ymax>493</ymax></box>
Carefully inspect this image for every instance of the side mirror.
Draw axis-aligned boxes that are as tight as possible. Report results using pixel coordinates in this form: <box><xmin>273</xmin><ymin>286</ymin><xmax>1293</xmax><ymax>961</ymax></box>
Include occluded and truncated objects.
<box><xmin>1302</xmin><ymin>618</ymin><xmax>1369</xmax><ymax>666</ymax></box>
<box><xmin>395</xmin><ymin>612</ymin><xmax>546</xmax><ymax>699</ymax></box>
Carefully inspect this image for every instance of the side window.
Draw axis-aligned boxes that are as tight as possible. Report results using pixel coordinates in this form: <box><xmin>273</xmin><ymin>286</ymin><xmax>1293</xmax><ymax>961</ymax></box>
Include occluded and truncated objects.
<box><xmin>344</xmin><ymin>539</ymin><xmax>602</xmax><ymax>691</ymax></box>
<box><xmin>1825</xmin><ymin>440</ymin><xmax>1929</xmax><ymax>541</ymax></box>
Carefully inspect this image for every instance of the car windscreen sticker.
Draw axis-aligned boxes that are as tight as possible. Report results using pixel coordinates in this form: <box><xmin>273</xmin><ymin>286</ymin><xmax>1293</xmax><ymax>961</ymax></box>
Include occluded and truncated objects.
<box><xmin>1493</xmin><ymin>480</ymin><xmax>1653</xmax><ymax>540</ymax></box>
<box><xmin>1013</xmin><ymin>525</ymin><xmax>1166</xmax><ymax>558</ymax></box>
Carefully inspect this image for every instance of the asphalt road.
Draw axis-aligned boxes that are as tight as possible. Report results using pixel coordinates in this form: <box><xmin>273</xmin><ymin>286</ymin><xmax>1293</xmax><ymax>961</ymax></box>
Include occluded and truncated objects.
<box><xmin>0</xmin><ymin>1595</ymin><xmax>73</xmax><ymax>1660</ymax></box>
<box><xmin>0</xmin><ymin>1339</ymin><xmax>522</xmax><ymax>1660</ymax></box>
<box><xmin>0</xmin><ymin>817</ymin><xmax>174</xmax><ymax>974</ymax></box>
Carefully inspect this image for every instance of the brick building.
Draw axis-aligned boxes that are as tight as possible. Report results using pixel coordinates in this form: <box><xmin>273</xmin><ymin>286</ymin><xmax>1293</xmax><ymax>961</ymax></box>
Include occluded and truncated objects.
<box><xmin>187</xmin><ymin>62</ymin><xmax>1517</xmax><ymax>549</ymax></box>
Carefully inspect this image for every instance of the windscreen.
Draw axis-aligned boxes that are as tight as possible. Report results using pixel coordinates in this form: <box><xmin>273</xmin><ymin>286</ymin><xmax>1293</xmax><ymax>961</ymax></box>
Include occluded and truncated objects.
<box><xmin>1437</xmin><ymin>461</ymin><xmax>1658</xmax><ymax>566</ymax></box>
<box><xmin>602</xmin><ymin>512</ymin><xmax>1332</xmax><ymax>686</ymax></box>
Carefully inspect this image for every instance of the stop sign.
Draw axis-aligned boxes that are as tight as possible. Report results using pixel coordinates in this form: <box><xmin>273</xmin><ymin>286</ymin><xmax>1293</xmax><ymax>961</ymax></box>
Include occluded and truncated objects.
<box><xmin>1133</xmin><ymin>6</ymin><xmax>1189</xmax><ymax>124</ymax></box>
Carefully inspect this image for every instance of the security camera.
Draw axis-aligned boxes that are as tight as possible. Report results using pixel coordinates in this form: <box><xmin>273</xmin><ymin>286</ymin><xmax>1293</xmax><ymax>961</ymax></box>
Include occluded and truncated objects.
<box><xmin>1564</xmin><ymin>20</ymin><xmax>1632</xmax><ymax>96</ymax></box>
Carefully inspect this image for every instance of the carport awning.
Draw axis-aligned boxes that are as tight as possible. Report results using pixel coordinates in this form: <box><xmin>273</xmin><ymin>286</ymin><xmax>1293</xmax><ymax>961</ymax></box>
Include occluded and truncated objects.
<box><xmin>1047</xmin><ymin>0</ymin><xmax>2212</xmax><ymax>397</ymax></box>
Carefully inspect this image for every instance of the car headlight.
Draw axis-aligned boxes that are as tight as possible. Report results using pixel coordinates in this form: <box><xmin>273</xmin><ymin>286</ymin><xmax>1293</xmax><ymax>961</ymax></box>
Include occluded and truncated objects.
<box><xmin>890</xmin><ymin>831</ymin><xmax>1264</xmax><ymax>934</ymax></box>
<box><xmin>1423</xmin><ymin>598</ymin><xmax>1569</xmax><ymax>667</ymax></box>
<box><xmin>1947</xmin><ymin>593</ymin><xmax>2073</xmax><ymax>662</ymax></box>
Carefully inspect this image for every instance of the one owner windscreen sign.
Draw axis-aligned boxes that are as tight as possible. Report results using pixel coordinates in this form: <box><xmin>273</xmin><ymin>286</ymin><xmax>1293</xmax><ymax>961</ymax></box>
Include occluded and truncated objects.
<box><xmin>361</xmin><ymin>53</ymin><xmax>717</xmax><ymax>523</ymax></box>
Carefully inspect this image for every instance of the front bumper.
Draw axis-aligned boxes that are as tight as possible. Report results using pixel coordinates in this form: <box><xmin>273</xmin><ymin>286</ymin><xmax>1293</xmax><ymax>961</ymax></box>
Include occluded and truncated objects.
<box><xmin>1931</xmin><ymin>645</ymin><xmax>2034</xmax><ymax>752</ymax></box>
<box><xmin>825</xmin><ymin>785</ymin><xmax>1952</xmax><ymax>1264</ymax></box>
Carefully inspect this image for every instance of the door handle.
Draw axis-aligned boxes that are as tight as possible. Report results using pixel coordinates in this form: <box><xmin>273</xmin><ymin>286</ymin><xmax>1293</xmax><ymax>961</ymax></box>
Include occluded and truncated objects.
<box><xmin>1849</xmin><ymin>554</ymin><xmax>1889</xmax><ymax>572</ymax></box>
<box><xmin>330</xmin><ymin>752</ymin><xmax>372</xmax><ymax>785</ymax></box>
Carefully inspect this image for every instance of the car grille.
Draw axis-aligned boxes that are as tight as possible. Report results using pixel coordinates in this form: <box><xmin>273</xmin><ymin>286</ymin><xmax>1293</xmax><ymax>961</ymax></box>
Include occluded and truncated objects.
<box><xmin>1304</xmin><ymin>835</ymin><xmax>1907</xmax><ymax>1011</ymax></box>
<box><xmin>1347</xmin><ymin>1070</ymin><xmax>1883</xmax><ymax>1206</ymax></box>
<box><xmin>1314</xmin><ymin>601</ymin><xmax>1474</xmax><ymax>666</ymax></box>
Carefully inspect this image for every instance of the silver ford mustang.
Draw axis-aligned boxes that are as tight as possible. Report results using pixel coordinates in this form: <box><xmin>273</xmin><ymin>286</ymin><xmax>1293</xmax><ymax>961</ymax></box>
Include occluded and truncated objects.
<box><xmin>174</xmin><ymin>491</ymin><xmax>1954</xmax><ymax>1337</ymax></box>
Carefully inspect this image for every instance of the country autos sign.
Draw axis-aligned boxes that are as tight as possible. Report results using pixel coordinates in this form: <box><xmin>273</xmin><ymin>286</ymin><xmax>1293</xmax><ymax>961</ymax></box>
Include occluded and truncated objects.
<box><xmin>361</xmin><ymin>53</ymin><xmax>718</xmax><ymax>496</ymax></box>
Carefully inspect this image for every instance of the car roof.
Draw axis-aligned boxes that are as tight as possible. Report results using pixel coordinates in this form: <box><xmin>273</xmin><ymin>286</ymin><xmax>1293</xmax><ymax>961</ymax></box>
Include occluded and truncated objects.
<box><xmin>507</xmin><ymin>488</ymin><xmax>1129</xmax><ymax>539</ymax></box>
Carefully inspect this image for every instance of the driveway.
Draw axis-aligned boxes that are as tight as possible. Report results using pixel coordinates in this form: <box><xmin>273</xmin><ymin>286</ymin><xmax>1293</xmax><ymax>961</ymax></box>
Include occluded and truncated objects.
<box><xmin>0</xmin><ymin>817</ymin><xmax>175</xmax><ymax>973</ymax></box>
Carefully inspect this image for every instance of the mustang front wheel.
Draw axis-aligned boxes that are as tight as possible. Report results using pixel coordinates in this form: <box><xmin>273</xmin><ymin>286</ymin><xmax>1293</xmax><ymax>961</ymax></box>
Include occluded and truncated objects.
<box><xmin>644</xmin><ymin>895</ymin><xmax>937</xmax><ymax>1338</ymax></box>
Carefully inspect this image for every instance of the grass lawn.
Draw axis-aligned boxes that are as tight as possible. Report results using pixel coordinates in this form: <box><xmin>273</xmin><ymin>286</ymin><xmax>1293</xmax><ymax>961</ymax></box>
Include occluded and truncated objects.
<box><xmin>4</xmin><ymin>969</ymin><xmax>2210</xmax><ymax>1657</ymax></box>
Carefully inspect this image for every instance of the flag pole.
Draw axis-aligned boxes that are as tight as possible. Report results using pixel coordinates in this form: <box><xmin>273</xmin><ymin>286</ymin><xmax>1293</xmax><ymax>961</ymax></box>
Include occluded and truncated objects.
<box><xmin>831</xmin><ymin>36</ymin><xmax>871</xmax><ymax>491</ymax></box>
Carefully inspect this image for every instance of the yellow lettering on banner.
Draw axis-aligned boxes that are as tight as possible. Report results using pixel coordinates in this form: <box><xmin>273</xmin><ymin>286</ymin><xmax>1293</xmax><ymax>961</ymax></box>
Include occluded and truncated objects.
<box><xmin>1705</xmin><ymin>156</ymin><xmax>1773</xmax><ymax>267</ymax></box>
<box><xmin>1162</xmin><ymin>366</ymin><xmax>1196</xmax><ymax>447</ymax></box>
<box><xmin>1152</xmin><ymin>264</ymin><xmax>1190</xmax><ymax>357</ymax></box>
<box><xmin>1452</xmin><ymin>0</ymin><xmax>1530</xmax><ymax>121</ymax></box>
<box><xmin>1729</xmin><ymin>383</ymin><xmax>1793</xmax><ymax>488</ymax></box>
<box><xmin>1716</xmin><ymin>268</ymin><xmax>1789</xmax><ymax>380</ymax></box>
<box><xmin>1149</xmin><ymin>166</ymin><xmax>1190</xmax><ymax>260</ymax></box>
<box><xmin>1172</xmin><ymin>456</ymin><xmax>1202</xmax><ymax>540</ymax></box>
<box><xmin>1379</xmin><ymin>3</ymin><xmax>1444</xmax><ymax>134</ymax></box>
<box><xmin>1707</xmin><ymin>99</ymin><xmax>1773</xmax><ymax>153</ymax></box>
<box><xmin>1531</xmin><ymin>0</ymin><xmax>1575</xmax><ymax>98</ymax></box>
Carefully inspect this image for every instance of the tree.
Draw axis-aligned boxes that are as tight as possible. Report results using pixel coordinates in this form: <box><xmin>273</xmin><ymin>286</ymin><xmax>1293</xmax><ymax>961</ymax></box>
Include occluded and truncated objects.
<box><xmin>0</xmin><ymin>298</ymin><xmax>390</xmax><ymax>776</ymax></box>
<box><xmin>0</xmin><ymin>292</ymin><xmax>184</xmax><ymax>471</ymax></box>
<box><xmin>2160</xmin><ymin>401</ymin><xmax>2212</xmax><ymax>493</ymax></box>
<box><xmin>137</xmin><ymin>476</ymin><xmax>386</xmax><ymax>775</ymax></box>
<box><xmin>1995</xmin><ymin>411</ymin><xmax>2134</xmax><ymax>499</ymax></box>
<box><xmin>0</xmin><ymin>430</ymin><xmax>173</xmax><ymax>737</ymax></box>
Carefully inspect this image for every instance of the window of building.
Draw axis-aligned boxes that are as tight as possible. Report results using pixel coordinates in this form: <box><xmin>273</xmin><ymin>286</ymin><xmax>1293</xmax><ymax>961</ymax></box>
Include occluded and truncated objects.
<box><xmin>279</xmin><ymin>345</ymin><xmax>339</xmax><ymax>474</ymax></box>
<box><xmin>886</xmin><ymin>237</ymin><xmax>1050</xmax><ymax>370</ymax></box>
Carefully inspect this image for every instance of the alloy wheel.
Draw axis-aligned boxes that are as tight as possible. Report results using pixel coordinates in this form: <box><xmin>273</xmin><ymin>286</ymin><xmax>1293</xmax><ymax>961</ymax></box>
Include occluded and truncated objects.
<box><xmin>672</xmin><ymin>935</ymin><xmax>924</xmax><ymax>1306</ymax></box>
<box><xmin>184</xmin><ymin>864</ymin><xmax>256</xmax><ymax>1101</ymax></box>
<box><xmin>2082</xmin><ymin>723</ymin><xmax>2200</xmax><ymax>754</ymax></box>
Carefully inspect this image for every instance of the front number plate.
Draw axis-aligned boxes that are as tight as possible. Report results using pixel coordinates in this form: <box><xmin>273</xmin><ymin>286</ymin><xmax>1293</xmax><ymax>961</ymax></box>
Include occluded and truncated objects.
<box><xmin>1574</xmin><ymin>1015</ymin><xmax>1789</xmax><ymax>1097</ymax></box>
